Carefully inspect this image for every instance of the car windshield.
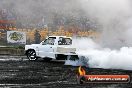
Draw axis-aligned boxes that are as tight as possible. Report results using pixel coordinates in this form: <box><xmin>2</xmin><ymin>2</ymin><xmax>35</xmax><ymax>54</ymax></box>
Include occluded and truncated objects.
<box><xmin>58</xmin><ymin>37</ymin><xmax>72</xmax><ymax>45</ymax></box>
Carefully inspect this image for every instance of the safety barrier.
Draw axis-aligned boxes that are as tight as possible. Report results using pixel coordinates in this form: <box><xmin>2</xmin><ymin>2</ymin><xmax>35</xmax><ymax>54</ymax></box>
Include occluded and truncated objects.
<box><xmin>0</xmin><ymin>48</ymin><xmax>24</xmax><ymax>55</ymax></box>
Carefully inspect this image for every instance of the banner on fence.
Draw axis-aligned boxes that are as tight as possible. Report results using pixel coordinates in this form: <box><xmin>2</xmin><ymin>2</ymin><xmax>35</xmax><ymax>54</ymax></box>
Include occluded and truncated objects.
<box><xmin>7</xmin><ymin>31</ymin><xmax>26</xmax><ymax>44</ymax></box>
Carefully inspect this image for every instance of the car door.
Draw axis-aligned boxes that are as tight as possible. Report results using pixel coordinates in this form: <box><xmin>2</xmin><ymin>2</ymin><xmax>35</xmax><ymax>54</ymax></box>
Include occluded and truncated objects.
<box><xmin>38</xmin><ymin>37</ymin><xmax>55</xmax><ymax>58</ymax></box>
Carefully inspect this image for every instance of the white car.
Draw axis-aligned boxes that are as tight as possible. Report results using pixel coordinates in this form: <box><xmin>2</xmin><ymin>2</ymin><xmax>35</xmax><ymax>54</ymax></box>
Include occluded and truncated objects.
<box><xmin>25</xmin><ymin>36</ymin><xmax>78</xmax><ymax>61</ymax></box>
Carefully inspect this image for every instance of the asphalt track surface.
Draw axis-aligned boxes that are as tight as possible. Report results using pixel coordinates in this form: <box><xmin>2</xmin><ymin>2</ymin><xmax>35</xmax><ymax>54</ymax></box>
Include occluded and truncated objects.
<box><xmin>0</xmin><ymin>56</ymin><xmax>131</xmax><ymax>88</ymax></box>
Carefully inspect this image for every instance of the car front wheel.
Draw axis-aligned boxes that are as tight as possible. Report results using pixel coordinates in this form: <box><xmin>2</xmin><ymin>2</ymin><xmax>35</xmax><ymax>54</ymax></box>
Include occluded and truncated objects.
<box><xmin>27</xmin><ymin>50</ymin><xmax>38</xmax><ymax>61</ymax></box>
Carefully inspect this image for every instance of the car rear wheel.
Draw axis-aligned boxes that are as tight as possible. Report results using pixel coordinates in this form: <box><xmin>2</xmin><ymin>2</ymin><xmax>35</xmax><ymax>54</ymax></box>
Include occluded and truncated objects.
<box><xmin>27</xmin><ymin>50</ymin><xmax>38</xmax><ymax>61</ymax></box>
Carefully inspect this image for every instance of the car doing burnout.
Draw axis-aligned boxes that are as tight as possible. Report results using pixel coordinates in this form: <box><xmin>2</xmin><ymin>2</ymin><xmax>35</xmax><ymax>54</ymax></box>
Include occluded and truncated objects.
<box><xmin>25</xmin><ymin>36</ymin><xmax>79</xmax><ymax>61</ymax></box>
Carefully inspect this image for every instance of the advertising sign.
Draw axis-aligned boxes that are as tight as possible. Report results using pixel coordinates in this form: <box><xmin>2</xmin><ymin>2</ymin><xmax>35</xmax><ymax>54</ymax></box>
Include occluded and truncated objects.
<box><xmin>7</xmin><ymin>31</ymin><xmax>26</xmax><ymax>44</ymax></box>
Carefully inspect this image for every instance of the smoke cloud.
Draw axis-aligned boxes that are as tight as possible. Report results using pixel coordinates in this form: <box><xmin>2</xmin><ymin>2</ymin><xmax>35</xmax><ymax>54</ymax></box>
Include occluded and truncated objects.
<box><xmin>65</xmin><ymin>0</ymin><xmax>132</xmax><ymax>70</ymax></box>
<box><xmin>1</xmin><ymin>0</ymin><xmax>132</xmax><ymax>70</ymax></box>
<box><xmin>79</xmin><ymin>0</ymin><xmax>132</xmax><ymax>48</ymax></box>
<box><xmin>1</xmin><ymin>0</ymin><xmax>132</xmax><ymax>48</ymax></box>
<box><xmin>0</xmin><ymin>0</ymin><xmax>84</xmax><ymax>28</ymax></box>
<box><xmin>65</xmin><ymin>38</ymin><xmax>132</xmax><ymax>70</ymax></box>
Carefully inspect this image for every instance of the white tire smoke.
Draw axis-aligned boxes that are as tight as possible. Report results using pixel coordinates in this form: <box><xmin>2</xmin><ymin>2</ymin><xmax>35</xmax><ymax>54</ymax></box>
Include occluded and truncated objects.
<box><xmin>65</xmin><ymin>38</ymin><xmax>132</xmax><ymax>70</ymax></box>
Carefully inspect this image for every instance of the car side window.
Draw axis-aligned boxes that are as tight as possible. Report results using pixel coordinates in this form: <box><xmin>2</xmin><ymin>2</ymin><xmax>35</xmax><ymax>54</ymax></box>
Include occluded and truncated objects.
<box><xmin>47</xmin><ymin>38</ymin><xmax>55</xmax><ymax>45</ymax></box>
<box><xmin>65</xmin><ymin>38</ymin><xmax>72</xmax><ymax>45</ymax></box>
<box><xmin>42</xmin><ymin>38</ymin><xmax>55</xmax><ymax>45</ymax></box>
<box><xmin>58</xmin><ymin>37</ymin><xmax>72</xmax><ymax>45</ymax></box>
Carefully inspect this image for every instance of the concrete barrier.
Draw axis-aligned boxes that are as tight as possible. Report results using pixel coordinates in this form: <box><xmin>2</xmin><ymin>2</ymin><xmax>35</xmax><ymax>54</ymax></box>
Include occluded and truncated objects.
<box><xmin>0</xmin><ymin>48</ymin><xmax>24</xmax><ymax>55</ymax></box>
<box><xmin>0</xmin><ymin>55</ymin><xmax>27</xmax><ymax>61</ymax></box>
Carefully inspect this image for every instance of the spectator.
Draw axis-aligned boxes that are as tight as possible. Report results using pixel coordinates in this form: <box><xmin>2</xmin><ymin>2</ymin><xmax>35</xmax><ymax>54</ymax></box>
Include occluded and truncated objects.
<box><xmin>34</xmin><ymin>30</ymin><xmax>41</xmax><ymax>44</ymax></box>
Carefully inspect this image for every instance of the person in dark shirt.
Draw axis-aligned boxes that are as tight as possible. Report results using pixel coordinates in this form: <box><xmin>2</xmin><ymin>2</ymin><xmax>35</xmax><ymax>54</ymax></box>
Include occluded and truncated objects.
<box><xmin>34</xmin><ymin>30</ymin><xmax>41</xmax><ymax>44</ymax></box>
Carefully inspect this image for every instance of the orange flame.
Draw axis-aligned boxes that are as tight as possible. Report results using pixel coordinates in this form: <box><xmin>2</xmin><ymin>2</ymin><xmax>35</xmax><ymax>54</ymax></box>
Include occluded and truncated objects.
<box><xmin>78</xmin><ymin>66</ymin><xmax>86</xmax><ymax>76</ymax></box>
